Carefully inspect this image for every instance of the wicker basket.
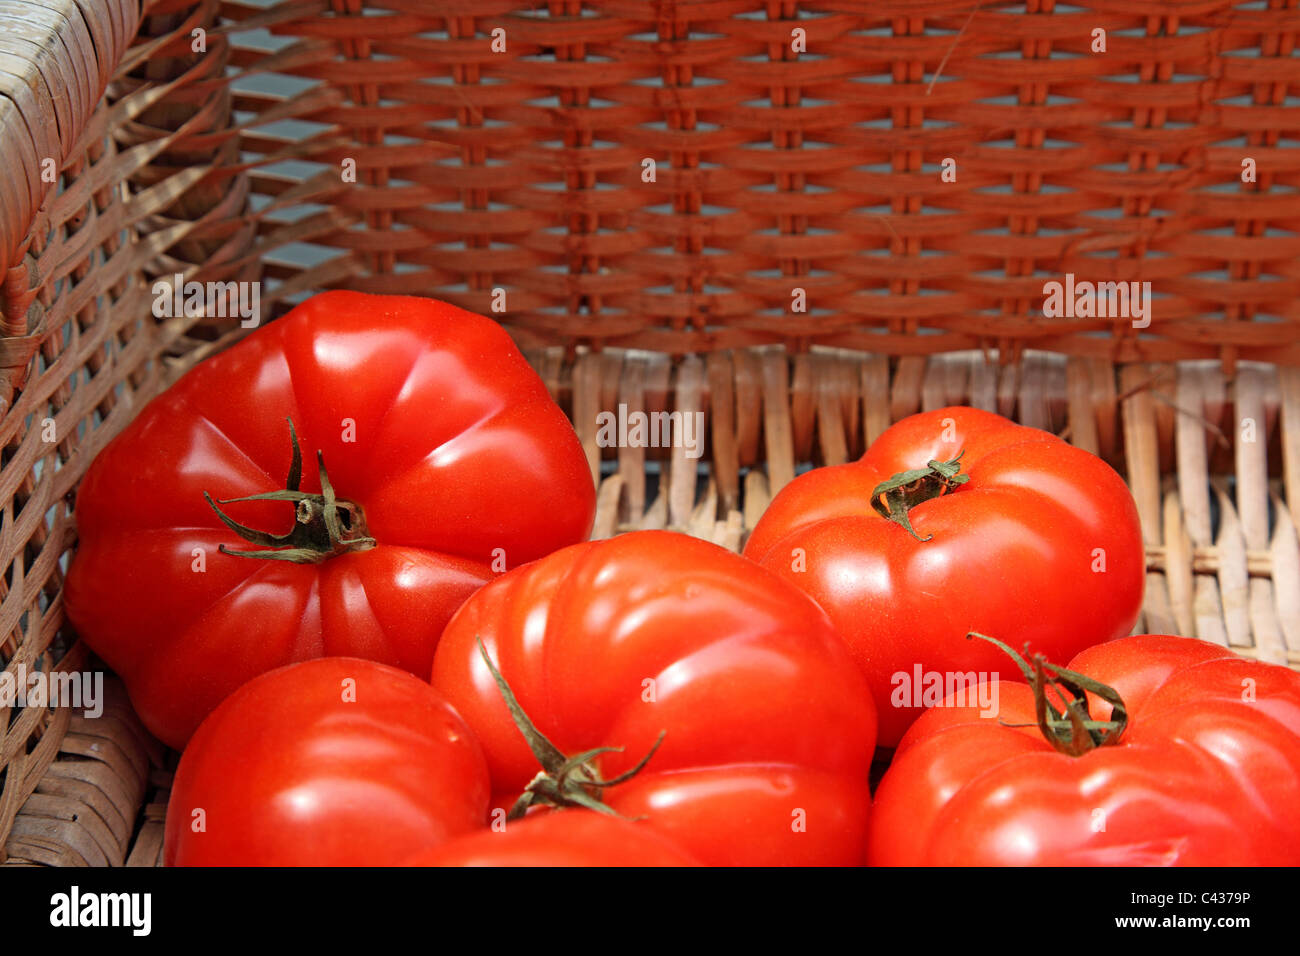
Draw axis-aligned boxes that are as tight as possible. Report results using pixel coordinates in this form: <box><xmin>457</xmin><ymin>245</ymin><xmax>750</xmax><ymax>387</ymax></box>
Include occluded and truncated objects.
<box><xmin>0</xmin><ymin>0</ymin><xmax>1297</xmax><ymax>866</ymax></box>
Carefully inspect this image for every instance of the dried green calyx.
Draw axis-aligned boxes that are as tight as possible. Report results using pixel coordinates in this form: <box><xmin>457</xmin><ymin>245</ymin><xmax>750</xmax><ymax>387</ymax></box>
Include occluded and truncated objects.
<box><xmin>870</xmin><ymin>451</ymin><xmax>970</xmax><ymax>542</ymax></box>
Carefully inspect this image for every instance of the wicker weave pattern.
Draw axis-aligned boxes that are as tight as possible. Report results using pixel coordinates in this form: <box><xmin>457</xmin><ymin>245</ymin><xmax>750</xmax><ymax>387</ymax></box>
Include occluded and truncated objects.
<box><xmin>0</xmin><ymin>0</ymin><xmax>146</xmax><ymax>864</ymax></box>
<box><xmin>0</xmin><ymin>0</ymin><xmax>141</xmax><ymax>400</ymax></box>
<box><xmin>4</xmin><ymin>676</ymin><xmax>159</xmax><ymax>865</ymax></box>
<box><xmin>0</xmin><ymin>0</ymin><xmax>1296</xmax><ymax>864</ymax></box>
<box><xmin>201</xmin><ymin>0</ymin><xmax>1300</xmax><ymax>366</ymax></box>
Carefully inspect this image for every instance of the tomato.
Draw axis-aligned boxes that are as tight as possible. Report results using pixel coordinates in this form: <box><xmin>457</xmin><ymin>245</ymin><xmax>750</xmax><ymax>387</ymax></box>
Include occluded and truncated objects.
<box><xmin>407</xmin><ymin>810</ymin><xmax>701</xmax><ymax>867</ymax></box>
<box><xmin>743</xmin><ymin>406</ymin><xmax>1143</xmax><ymax>747</ymax></box>
<box><xmin>868</xmin><ymin>633</ymin><xmax>1300</xmax><ymax>866</ymax></box>
<box><xmin>165</xmin><ymin>657</ymin><xmax>489</xmax><ymax>866</ymax></box>
<box><xmin>429</xmin><ymin>530</ymin><xmax>878</xmax><ymax>866</ymax></box>
<box><xmin>65</xmin><ymin>291</ymin><xmax>595</xmax><ymax>748</ymax></box>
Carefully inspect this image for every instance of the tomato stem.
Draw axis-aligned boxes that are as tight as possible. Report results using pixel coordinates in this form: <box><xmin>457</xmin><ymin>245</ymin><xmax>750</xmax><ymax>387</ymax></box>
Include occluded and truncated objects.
<box><xmin>203</xmin><ymin>418</ymin><xmax>376</xmax><ymax>564</ymax></box>
<box><xmin>967</xmin><ymin>631</ymin><xmax>1127</xmax><ymax>756</ymax></box>
<box><xmin>870</xmin><ymin>452</ymin><xmax>970</xmax><ymax>542</ymax></box>
<box><xmin>475</xmin><ymin>636</ymin><xmax>665</xmax><ymax>820</ymax></box>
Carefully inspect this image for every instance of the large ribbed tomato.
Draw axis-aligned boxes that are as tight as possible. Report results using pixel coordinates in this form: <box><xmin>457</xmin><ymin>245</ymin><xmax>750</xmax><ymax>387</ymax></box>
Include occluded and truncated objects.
<box><xmin>430</xmin><ymin>530</ymin><xmax>878</xmax><ymax>866</ymax></box>
<box><xmin>166</xmin><ymin>658</ymin><xmax>490</xmax><ymax>866</ymax></box>
<box><xmin>743</xmin><ymin>406</ymin><xmax>1144</xmax><ymax>747</ymax></box>
<box><xmin>65</xmin><ymin>291</ymin><xmax>595</xmax><ymax>748</ymax></box>
<box><xmin>869</xmin><ymin>634</ymin><xmax>1300</xmax><ymax>865</ymax></box>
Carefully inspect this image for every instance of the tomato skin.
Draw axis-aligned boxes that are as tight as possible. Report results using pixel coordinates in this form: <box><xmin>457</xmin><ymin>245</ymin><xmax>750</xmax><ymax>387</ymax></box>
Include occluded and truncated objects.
<box><xmin>65</xmin><ymin>291</ymin><xmax>595</xmax><ymax>748</ymax></box>
<box><xmin>165</xmin><ymin>657</ymin><xmax>490</xmax><ymax>866</ymax></box>
<box><xmin>743</xmin><ymin>406</ymin><xmax>1144</xmax><ymax>747</ymax></box>
<box><xmin>407</xmin><ymin>811</ymin><xmax>702</xmax><ymax>867</ymax></box>
<box><xmin>430</xmin><ymin>530</ymin><xmax>878</xmax><ymax>866</ymax></box>
<box><xmin>868</xmin><ymin>635</ymin><xmax>1300</xmax><ymax>866</ymax></box>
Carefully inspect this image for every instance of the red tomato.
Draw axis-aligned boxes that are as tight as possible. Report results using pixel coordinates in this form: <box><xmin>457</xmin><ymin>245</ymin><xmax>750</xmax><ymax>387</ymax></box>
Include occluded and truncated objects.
<box><xmin>869</xmin><ymin>634</ymin><xmax>1300</xmax><ymax>865</ymax></box>
<box><xmin>743</xmin><ymin>406</ymin><xmax>1143</xmax><ymax>747</ymax></box>
<box><xmin>430</xmin><ymin>530</ymin><xmax>878</xmax><ymax>866</ymax></box>
<box><xmin>65</xmin><ymin>291</ymin><xmax>595</xmax><ymax>748</ymax></box>
<box><xmin>407</xmin><ymin>811</ymin><xmax>701</xmax><ymax>867</ymax></box>
<box><xmin>165</xmin><ymin>657</ymin><xmax>489</xmax><ymax>866</ymax></box>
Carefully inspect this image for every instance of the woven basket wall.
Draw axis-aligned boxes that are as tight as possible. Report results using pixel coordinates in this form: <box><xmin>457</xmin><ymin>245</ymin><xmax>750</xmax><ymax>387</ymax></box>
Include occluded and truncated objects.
<box><xmin>0</xmin><ymin>0</ymin><xmax>1296</xmax><ymax>866</ymax></box>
